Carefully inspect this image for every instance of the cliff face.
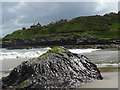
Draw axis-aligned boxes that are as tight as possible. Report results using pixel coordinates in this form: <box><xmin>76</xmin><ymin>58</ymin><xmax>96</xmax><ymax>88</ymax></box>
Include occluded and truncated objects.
<box><xmin>2</xmin><ymin>35</ymin><xmax>120</xmax><ymax>49</ymax></box>
<box><xmin>2</xmin><ymin>47</ymin><xmax>103</xmax><ymax>89</ymax></box>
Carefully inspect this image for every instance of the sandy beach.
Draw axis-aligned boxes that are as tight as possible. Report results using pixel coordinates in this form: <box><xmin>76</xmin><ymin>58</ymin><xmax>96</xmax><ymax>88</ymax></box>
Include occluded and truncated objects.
<box><xmin>0</xmin><ymin>58</ymin><xmax>30</xmax><ymax>79</ymax></box>
<box><xmin>79</xmin><ymin>49</ymin><xmax>119</xmax><ymax>88</ymax></box>
<box><xmin>1</xmin><ymin>71</ymin><xmax>119</xmax><ymax>88</ymax></box>
<box><xmin>80</xmin><ymin>72</ymin><xmax>118</xmax><ymax>88</ymax></box>
<box><xmin>1</xmin><ymin>58</ymin><xmax>30</xmax><ymax>71</ymax></box>
<box><xmin>0</xmin><ymin>49</ymin><xmax>119</xmax><ymax>88</ymax></box>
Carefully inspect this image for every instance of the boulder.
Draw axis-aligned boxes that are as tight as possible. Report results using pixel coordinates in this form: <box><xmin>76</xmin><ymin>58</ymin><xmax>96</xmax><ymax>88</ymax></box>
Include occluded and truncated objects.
<box><xmin>2</xmin><ymin>46</ymin><xmax>103</xmax><ymax>89</ymax></box>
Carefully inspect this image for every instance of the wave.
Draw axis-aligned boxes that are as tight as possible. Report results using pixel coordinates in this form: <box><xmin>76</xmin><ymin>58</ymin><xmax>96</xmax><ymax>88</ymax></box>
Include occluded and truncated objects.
<box><xmin>69</xmin><ymin>48</ymin><xmax>101</xmax><ymax>54</ymax></box>
<box><xmin>96</xmin><ymin>63</ymin><xmax>119</xmax><ymax>68</ymax></box>
<box><xmin>0</xmin><ymin>48</ymin><xmax>101</xmax><ymax>60</ymax></box>
<box><xmin>0</xmin><ymin>47</ymin><xmax>51</xmax><ymax>60</ymax></box>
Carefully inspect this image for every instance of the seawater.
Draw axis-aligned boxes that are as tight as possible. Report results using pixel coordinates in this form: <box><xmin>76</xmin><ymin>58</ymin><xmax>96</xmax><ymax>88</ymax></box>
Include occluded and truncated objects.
<box><xmin>0</xmin><ymin>48</ymin><xmax>119</xmax><ymax>78</ymax></box>
<box><xmin>0</xmin><ymin>47</ymin><xmax>51</xmax><ymax>60</ymax></box>
<box><xmin>0</xmin><ymin>47</ymin><xmax>101</xmax><ymax>60</ymax></box>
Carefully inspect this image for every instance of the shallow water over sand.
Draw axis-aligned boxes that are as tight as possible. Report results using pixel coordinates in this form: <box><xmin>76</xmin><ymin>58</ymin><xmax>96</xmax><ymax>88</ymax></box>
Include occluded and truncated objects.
<box><xmin>0</xmin><ymin>49</ymin><xmax>119</xmax><ymax>72</ymax></box>
<box><xmin>80</xmin><ymin>72</ymin><xmax>118</xmax><ymax>88</ymax></box>
<box><xmin>83</xmin><ymin>50</ymin><xmax>118</xmax><ymax>64</ymax></box>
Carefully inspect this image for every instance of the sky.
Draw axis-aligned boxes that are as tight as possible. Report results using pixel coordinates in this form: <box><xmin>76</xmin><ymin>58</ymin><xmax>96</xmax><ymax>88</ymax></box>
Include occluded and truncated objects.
<box><xmin>0</xmin><ymin>0</ymin><xmax>119</xmax><ymax>37</ymax></box>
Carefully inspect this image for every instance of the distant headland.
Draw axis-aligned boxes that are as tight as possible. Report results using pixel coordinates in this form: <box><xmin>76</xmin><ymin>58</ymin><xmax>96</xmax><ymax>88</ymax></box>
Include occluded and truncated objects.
<box><xmin>2</xmin><ymin>12</ymin><xmax>120</xmax><ymax>49</ymax></box>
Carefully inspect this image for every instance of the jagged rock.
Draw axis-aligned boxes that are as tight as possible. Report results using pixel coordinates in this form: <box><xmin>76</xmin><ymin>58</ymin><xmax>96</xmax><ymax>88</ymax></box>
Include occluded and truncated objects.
<box><xmin>2</xmin><ymin>46</ymin><xmax>103</xmax><ymax>89</ymax></box>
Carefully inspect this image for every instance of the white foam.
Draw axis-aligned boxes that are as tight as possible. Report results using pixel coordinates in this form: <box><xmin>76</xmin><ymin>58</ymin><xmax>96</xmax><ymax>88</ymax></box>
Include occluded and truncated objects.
<box><xmin>69</xmin><ymin>48</ymin><xmax>101</xmax><ymax>54</ymax></box>
<box><xmin>0</xmin><ymin>47</ymin><xmax>51</xmax><ymax>60</ymax></box>
<box><xmin>96</xmin><ymin>63</ymin><xmax>119</xmax><ymax>67</ymax></box>
<box><xmin>0</xmin><ymin>48</ymin><xmax>101</xmax><ymax>60</ymax></box>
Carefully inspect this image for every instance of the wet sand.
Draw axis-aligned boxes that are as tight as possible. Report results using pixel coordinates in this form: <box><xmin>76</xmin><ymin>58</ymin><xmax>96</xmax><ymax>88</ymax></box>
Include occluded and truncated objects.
<box><xmin>1</xmin><ymin>71</ymin><xmax>118</xmax><ymax>88</ymax></box>
<box><xmin>0</xmin><ymin>58</ymin><xmax>30</xmax><ymax>79</ymax></box>
<box><xmin>79</xmin><ymin>49</ymin><xmax>119</xmax><ymax>88</ymax></box>
<box><xmin>80</xmin><ymin>72</ymin><xmax>118</xmax><ymax>88</ymax></box>
<box><xmin>0</xmin><ymin>73</ymin><xmax>9</xmax><ymax>79</ymax></box>
<box><xmin>1</xmin><ymin>58</ymin><xmax>30</xmax><ymax>71</ymax></box>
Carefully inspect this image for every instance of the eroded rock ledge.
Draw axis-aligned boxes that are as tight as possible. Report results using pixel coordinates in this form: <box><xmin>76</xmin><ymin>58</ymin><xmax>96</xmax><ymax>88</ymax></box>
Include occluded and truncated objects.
<box><xmin>2</xmin><ymin>46</ymin><xmax>103</xmax><ymax>89</ymax></box>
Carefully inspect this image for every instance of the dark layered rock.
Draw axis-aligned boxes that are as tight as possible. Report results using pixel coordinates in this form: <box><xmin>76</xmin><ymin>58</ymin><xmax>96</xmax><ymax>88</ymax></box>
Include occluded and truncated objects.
<box><xmin>2</xmin><ymin>46</ymin><xmax>103</xmax><ymax>89</ymax></box>
<box><xmin>2</xmin><ymin>35</ymin><xmax>120</xmax><ymax>49</ymax></box>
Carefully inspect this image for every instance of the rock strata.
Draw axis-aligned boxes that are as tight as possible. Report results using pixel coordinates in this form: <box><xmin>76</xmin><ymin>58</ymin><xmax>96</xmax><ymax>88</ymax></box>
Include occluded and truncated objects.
<box><xmin>2</xmin><ymin>35</ymin><xmax>120</xmax><ymax>49</ymax></box>
<box><xmin>2</xmin><ymin>46</ymin><xmax>103</xmax><ymax>89</ymax></box>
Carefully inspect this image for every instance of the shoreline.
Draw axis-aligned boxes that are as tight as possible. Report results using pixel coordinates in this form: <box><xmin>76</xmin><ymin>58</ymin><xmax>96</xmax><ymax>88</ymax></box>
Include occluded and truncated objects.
<box><xmin>0</xmin><ymin>48</ymin><xmax>119</xmax><ymax>88</ymax></box>
<box><xmin>80</xmin><ymin>71</ymin><xmax>118</xmax><ymax>88</ymax></box>
<box><xmin>1</xmin><ymin>71</ymin><xmax>118</xmax><ymax>88</ymax></box>
<box><xmin>1</xmin><ymin>58</ymin><xmax>30</xmax><ymax>72</ymax></box>
<box><xmin>0</xmin><ymin>49</ymin><xmax>119</xmax><ymax>71</ymax></box>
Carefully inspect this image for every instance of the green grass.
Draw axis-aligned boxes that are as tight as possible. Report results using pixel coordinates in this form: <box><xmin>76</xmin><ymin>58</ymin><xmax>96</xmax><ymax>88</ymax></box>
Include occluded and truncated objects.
<box><xmin>3</xmin><ymin>40</ymin><xmax>12</xmax><ymax>43</ymax></box>
<box><xmin>17</xmin><ymin>79</ymin><xmax>30</xmax><ymax>88</ymax></box>
<box><xmin>3</xmin><ymin>12</ymin><xmax>120</xmax><ymax>40</ymax></box>
<box><xmin>36</xmin><ymin>53</ymin><xmax>52</xmax><ymax>60</ymax></box>
<box><xmin>48</xmin><ymin>46</ymin><xmax>66</xmax><ymax>53</ymax></box>
<box><xmin>36</xmin><ymin>46</ymin><xmax>68</xmax><ymax>60</ymax></box>
<box><xmin>110</xmin><ymin>23</ymin><xmax>120</xmax><ymax>31</ymax></box>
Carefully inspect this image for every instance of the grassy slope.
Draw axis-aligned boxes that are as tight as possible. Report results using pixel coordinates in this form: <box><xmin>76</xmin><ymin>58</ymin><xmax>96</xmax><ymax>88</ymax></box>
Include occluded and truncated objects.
<box><xmin>3</xmin><ymin>12</ymin><xmax>120</xmax><ymax>40</ymax></box>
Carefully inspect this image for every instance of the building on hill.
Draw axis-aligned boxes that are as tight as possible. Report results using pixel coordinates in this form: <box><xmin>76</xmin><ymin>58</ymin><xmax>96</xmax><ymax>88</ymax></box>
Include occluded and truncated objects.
<box><xmin>30</xmin><ymin>23</ymin><xmax>36</xmax><ymax>28</ymax></box>
<box><xmin>22</xmin><ymin>27</ymin><xmax>26</xmax><ymax>30</ymax></box>
<box><xmin>30</xmin><ymin>23</ymin><xmax>41</xmax><ymax>28</ymax></box>
<box><xmin>36</xmin><ymin>23</ymin><xmax>41</xmax><ymax>26</ymax></box>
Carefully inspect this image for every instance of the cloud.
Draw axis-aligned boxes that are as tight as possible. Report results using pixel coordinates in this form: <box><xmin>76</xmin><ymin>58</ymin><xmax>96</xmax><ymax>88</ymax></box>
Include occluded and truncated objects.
<box><xmin>8</xmin><ymin>2</ymin><xmax>25</xmax><ymax>12</ymax></box>
<box><xmin>2</xmin><ymin>0</ymin><xmax>119</xmax><ymax>2</ymax></box>
<box><xmin>95</xmin><ymin>1</ymin><xmax>118</xmax><ymax>13</ymax></box>
<box><xmin>118</xmin><ymin>1</ymin><xmax>120</xmax><ymax>11</ymax></box>
<box><xmin>1</xmin><ymin>2</ymin><xmax>118</xmax><ymax>37</ymax></box>
<box><xmin>0</xmin><ymin>2</ymin><xmax>2</xmax><ymax>37</ymax></box>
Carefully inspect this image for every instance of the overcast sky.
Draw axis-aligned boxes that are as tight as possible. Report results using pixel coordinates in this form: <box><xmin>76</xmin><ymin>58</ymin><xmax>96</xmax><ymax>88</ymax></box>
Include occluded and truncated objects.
<box><xmin>1</xmin><ymin>1</ymin><xmax>119</xmax><ymax>37</ymax></box>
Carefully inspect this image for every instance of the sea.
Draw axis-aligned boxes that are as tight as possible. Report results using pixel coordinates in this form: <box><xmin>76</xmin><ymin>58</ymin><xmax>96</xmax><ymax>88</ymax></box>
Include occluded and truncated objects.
<box><xmin>0</xmin><ymin>47</ymin><xmax>101</xmax><ymax>60</ymax></box>
<box><xmin>0</xmin><ymin>47</ymin><xmax>119</xmax><ymax>78</ymax></box>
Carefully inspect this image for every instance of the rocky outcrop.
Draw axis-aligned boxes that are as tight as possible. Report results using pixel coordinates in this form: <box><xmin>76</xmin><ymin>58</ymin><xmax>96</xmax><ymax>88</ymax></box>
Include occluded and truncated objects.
<box><xmin>2</xmin><ymin>46</ymin><xmax>103</xmax><ymax>89</ymax></box>
<box><xmin>2</xmin><ymin>35</ymin><xmax>120</xmax><ymax>49</ymax></box>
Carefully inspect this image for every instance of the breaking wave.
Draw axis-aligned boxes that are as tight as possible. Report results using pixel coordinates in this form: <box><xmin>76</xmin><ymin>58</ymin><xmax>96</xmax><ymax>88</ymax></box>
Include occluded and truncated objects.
<box><xmin>0</xmin><ymin>47</ymin><xmax>101</xmax><ymax>60</ymax></box>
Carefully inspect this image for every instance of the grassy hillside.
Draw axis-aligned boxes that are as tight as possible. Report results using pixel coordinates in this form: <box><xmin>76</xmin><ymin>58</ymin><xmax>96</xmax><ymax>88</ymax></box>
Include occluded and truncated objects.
<box><xmin>3</xmin><ymin>12</ymin><xmax>120</xmax><ymax>40</ymax></box>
